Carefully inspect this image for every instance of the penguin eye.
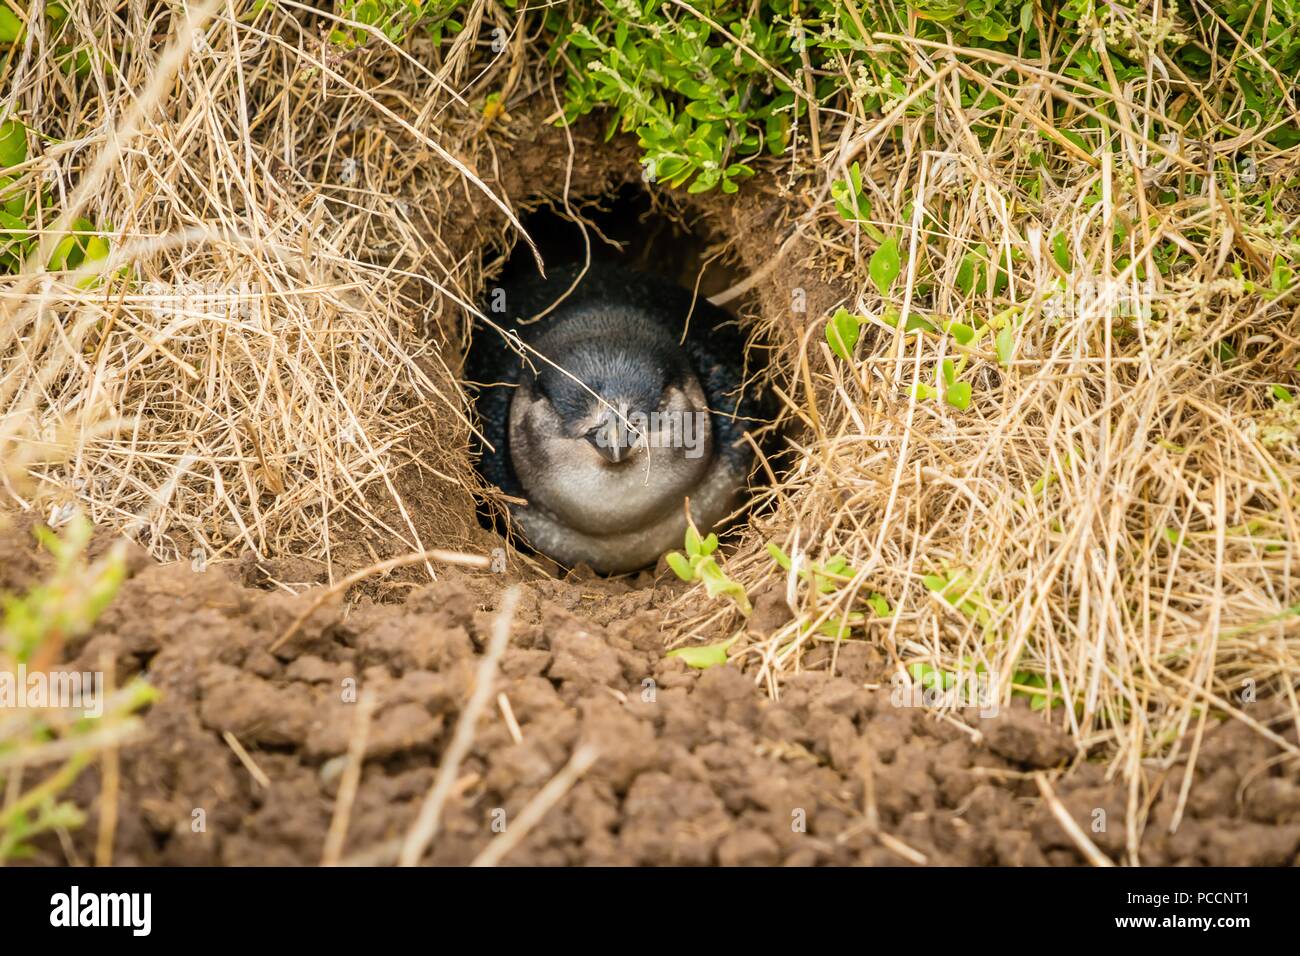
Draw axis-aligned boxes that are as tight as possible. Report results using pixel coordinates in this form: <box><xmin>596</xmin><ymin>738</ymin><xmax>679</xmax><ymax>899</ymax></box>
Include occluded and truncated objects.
<box><xmin>584</xmin><ymin>423</ymin><xmax>618</xmax><ymax>450</ymax></box>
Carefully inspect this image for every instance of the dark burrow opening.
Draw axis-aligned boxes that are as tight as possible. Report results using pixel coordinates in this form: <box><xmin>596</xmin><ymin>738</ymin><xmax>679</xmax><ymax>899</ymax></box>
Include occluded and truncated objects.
<box><xmin>485</xmin><ymin>183</ymin><xmax>742</xmax><ymax>299</ymax></box>
<box><xmin>464</xmin><ymin>183</ymin><xmax>779</xmax><ymax>577</ymax></box>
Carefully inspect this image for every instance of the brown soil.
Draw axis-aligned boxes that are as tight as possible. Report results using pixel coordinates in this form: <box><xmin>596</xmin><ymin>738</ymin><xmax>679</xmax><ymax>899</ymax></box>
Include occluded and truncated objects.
<box><xmin>6</xmin><ymin>513</ymin><xmax>1299</xmax><ymax>867</ymax></box>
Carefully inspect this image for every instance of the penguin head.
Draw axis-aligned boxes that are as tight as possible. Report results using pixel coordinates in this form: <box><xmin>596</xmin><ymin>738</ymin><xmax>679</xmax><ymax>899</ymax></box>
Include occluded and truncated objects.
<box><xmin>534</xmin><ymin>339</ymin><xmax>680</xmax><ymax>459</ymax></box>
<box><xmin>507</xmin><ymin>334</ymin><xmax>714</xmax><ymax>536</ymax></box>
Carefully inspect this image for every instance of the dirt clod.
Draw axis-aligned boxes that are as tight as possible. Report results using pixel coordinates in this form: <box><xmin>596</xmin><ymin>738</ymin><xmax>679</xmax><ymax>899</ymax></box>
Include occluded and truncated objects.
<box><xmin>985</xmin><ymin>705</ymin><xmax>1076</xmax><ymax>769</ymax></box>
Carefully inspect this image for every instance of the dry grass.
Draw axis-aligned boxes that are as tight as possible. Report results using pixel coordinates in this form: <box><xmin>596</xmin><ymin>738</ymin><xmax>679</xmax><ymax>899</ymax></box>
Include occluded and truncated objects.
<box><xmin>1</xmin><ymin>0</ymin><xmax>496</xmax><ymax>578</ymax></box>
<box><xmin>1</xmin><ymin>0</ymin><xmax>1298</xmax><ymax>795</ymax></box>
<box><xmin>685</xmin><ymin>31</ymin><xmax>1300</xmax><ymax>785</ymax></box>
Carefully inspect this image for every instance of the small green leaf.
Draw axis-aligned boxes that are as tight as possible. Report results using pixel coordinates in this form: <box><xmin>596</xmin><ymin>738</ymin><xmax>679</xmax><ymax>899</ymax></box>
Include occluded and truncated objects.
<box><xmin>825</xmin><ymin>307</ymin><xmax>862</xmax><ymax>362</ymax></box>
<box><xmin>0</xmin><ymin>119</ymin><xmax>27</xmax><ymax>170</ymax></box>
<box><xmin>48</xmin><ymin>234</ymin><xmax>77</xmax><ymax>270</ymax></box>
<box><xmin>956</xmin><ymin>256</ymin><xmax>976</xmax><ymax>295</ymax></box>
<box><xmin>869</xmin><ymin>235</ymin><xmax>902</xmax><ymax>296</ymax></box>
<box><xmin>867</xmin><ymin>593</ymin><xmax>891</xmax><ymax>617</ymax></box>
<box><xmin>57</xmin><ymin>46</ymin><xmax>96</xmax><ymax>78</ymax></box>
<box><xmin>696</xmin><ymin>557</ymin><xmax>751</xmax><ymax>615</ymax></box>
<box><xmin>947</xmin><ymin>322</ymin><xmax>975</xmax><ymax>345</ymax></box>
<box><xmin>970</xmin><ymin>14</ymin><xmax>1009</xmax><ymax>41</ymax></box>
<box><xmin>1051</xmin><ymin>231</ymin><xmax>1071</xmax><ymax>271</ymax></box>
<box><xmin>84</xmin><ymin>234</ymin><xmax>110</xmax><ymax>262</ymax></box>
<box><xmin>908</xmin><ymin>661</ymin><xmax>955</xmax><ymax>690</ymax></box>
<box><xmin>0</xmin><ymin>175</ymin><xmax>26</xmax><ymax>217</ymax></box>
<box><xmin>814</xmin><ymin>610</ymin><xmax>865</xmax><ymax>638</ymax></box>
<box><xmin>995</xmin><ymin>326</ymin><xmax>1014</xmax><ymax>366</ymax></box>
<box><xmin>923</xmin><ymin>573</ymin><xmax>949</xmax><ymax>593</ymax></box>
<box><xmin>1271</xmin><ymin>384</ymin><xmax>1293</xmax><ymax>403</ymax></box>
<box><xmin>695</xmin><ymin>556</ymin><xmax>722</xmax><ymax>583</ymax></box>
<box><xmin>832</xmin><ymin>162</ymin><xmax>871</xmax><ymax>221</ymax></box>
<box><xmin>945</xmin><ymin>381</ymin><xmax>972</xmax><ymax>410</ymax></box>
<box><xmin>0</xmin><ymin>7</ymin><xmax>21</xmax><ymax>44</ymax></box>
<box><xmin>665</xmin><ymin>551</ymin><xmax>694</xmax><ymax>581</ymax></box>
<box><xmin>766</xmin><ymin>542</ymin><xmax>791</xmax><ymax>571</ymax></box>
<box><xmin>684</xmin><ymin>523</ymin><xmax>703</xmax><ymax>557</ymax></box>
<box><xmin>0</xmin><ymin>208</ymin><xmax>25</xmax><ymax>233</ymax></box>
<box><xmin>812</xmin><ymin>571</ymin><xmax>837</xmax><ymax>594</ymax></box>
<box><xmin>1271</xmin><ymin>258</ymin><xmax>1294</xmax><ymax>294</ymax></box>
<box><xmin>667</xmin><ymin>637</ymin><xmax>737</xmax><ymax>669</ymax></box>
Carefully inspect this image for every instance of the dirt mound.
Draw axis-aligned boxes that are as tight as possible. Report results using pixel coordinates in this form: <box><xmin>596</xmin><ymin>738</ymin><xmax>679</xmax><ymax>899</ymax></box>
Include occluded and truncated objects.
<box><xmin>5</xmin><ymin>518</ymin><xmax>1293</xmax><ymax>866</ymax></box>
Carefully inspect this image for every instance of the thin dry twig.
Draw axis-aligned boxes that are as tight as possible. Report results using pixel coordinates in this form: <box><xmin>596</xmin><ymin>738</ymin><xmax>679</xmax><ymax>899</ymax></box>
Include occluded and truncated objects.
<box><xmin>399</xmin><ymin>586</ymin><xmax>520</xmax><ymax>866</ymax></box>
<box><xmin>1035</xmin><ymin>772</ymin><xmax>1116</xmax><ymax>868</ymax></box>
<box><xmin>321</xmin><ymin>688</ymin><xmax>377</xmax><ymax>867</ymax></box>
<box><xmin>222</xmin><ymin>732</ymin><xmax>271</xmax><ymax>790</ymax></box>
<box><xmin>469</xmin><ymin>743</ymin><xmax>599</xmax><ymax>867</ymax></box>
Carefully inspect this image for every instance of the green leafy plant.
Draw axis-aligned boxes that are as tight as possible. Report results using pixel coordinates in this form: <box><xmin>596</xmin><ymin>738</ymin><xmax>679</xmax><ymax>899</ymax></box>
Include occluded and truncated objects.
<box><xmin>0</xmin><ymin>116</ymin><xmax>114</xmax><ymax>279</ymax></box>
<box><xmin>768</xmin><ymin>542</ymin><xmax>851</xmax><ymax>594</ymax></box>
<box><xmin>666</xmin><ymin>519</ymin><xmax>751</xmax><ymax>616</ymax></box>
<box><xmin>329</xmin><ymin>0</ymin><xmax>464</xmax><ymax>49</ymax></box>
<box><xmin>558</xmin><ymin>8</ymin><xmax>778</xmax><ymax>194</ymax></box>
<box><xmin>0</xmin><ymin>6</ymin><xmax>20</xmax><ymax>44</ymax></box>
<box><xmin>870</xmin><ymin>235</ymin><xmax>902</xmax><ymax>296</ymax></box>
<box><xmin>994</xmin><ymin>323</ymin><xmax>1015</xmax><ymax>366</ymax></box>
<box><xmin>666</xmin><ymin>635</ymin><xmax>738</xmax><ymax>669</ymax></box>
<box><xmin>297</xmin><ymin>0</ymin><xmax>1297</xmax><ymax>215</ymax></box>
<box><xmin>1</xmin><ymin>5</ymin><xmax>102</xmax><ymax>78</ymax></box>
<box><xmin>914</xmin><ymin>357</ymin><xmax>972</xmax><ymax>410</ymax></box>
<box><xmin>825</xmin><ymin>306</ymin><xmax>863</xmax><ymax>362</ymax></box>
<box><xmin>767</xmin><ymin>542</ymin><xmax>890</xmax><ymax>638</ymax></box>
<box><xmin>0</xmin><ymin>515</ymin><xmax>156</xmax><ymax>861</ymax></box>
<box><xmin>1011</xmin><ymin>669</ymin><xmax>1072</xmax><ymax>712</ymax></box>
<box><xmin>831</xmin><ymin>161</ymin><xmax>886</xmax><ymax>241</ymax></box>
<box><xmin>908</xmin><ymin>658</ymin><xmax>992</xmax><ymax>693</ymax></box>
<box><xmin>923</xmin><ymin>567</ymin><xmax>1003</xmax><ymax>638</ymax></box>
<box><xmin>3</xmin><ymin>519</ymin><xmax>125</xmax><ymax>665</ymax></box>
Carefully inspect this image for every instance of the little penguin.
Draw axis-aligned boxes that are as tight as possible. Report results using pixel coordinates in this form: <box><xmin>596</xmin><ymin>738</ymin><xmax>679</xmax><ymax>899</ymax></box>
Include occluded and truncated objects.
<box><xmin>466</xmin><ymin>261</ymin><xmax>762</xmax><ymax>574</ymax></box>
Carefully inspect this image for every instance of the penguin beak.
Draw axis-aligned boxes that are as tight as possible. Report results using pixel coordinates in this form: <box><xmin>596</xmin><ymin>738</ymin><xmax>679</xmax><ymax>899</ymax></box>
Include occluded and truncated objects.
<box><xmin>587</xmin><ymin>416</ymin><xmax>625</xmax><ymax>464</ymax></box>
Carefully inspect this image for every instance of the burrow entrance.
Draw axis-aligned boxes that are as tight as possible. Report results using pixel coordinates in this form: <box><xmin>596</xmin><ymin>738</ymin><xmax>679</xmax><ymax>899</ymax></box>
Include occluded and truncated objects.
<box><xmin>487</xmin><ymin>183</ymin><xmax>743</xmax><ymax>298</ymax></box>
<box><xmin>461</xmin><ymin>182</ymin><xmax>786</xmax><ymax>577</ymax></box>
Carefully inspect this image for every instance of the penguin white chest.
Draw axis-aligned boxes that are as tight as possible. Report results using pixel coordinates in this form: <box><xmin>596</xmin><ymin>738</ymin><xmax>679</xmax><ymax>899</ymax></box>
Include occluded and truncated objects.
<box><xmin>508</xmin><ymin>380</ymin><xmax>713</xmax><ymax>536</ymax></box>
